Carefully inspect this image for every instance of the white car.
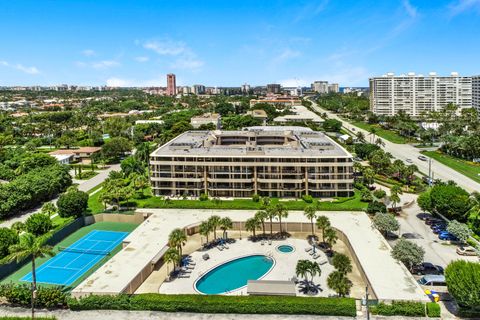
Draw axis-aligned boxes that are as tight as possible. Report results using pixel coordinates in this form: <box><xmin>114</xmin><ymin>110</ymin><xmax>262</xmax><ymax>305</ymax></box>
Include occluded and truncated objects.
<box><xmin>456</xmin><ymin>246</ymin><xmax>478</xmax><ymax>256</ymax></box>
<box><xmin>406</xmin><ymin>159</ymin><xmax>413</xmax><ymax>163</ymax></box>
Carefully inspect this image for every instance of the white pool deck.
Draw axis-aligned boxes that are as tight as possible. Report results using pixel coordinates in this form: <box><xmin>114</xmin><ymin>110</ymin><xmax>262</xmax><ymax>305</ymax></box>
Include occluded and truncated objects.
<box><xmin>72</xmin><ymin>209</ymin><xmax>428</xmax><ymax>302</ymax></box>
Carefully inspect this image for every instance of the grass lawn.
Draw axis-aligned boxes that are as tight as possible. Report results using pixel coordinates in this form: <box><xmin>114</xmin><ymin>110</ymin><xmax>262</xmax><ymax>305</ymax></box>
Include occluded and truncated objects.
<box><xmin>2</xmin><ymin>221</ymin><xmax>138</xmax><ymax>291</ymax></box>
<box><xmin>350</xmin><ymin>121</ymin><xmax>410</xmax><ymax>144</ymax></box>
<box><xmin>87</xmin><ymin>184</ymin><xmax>104</xmax><ymax>214</ymax></box>
<box><xmin>421</xmin><ymin>150</ymin><xmax>480</xmax><ymax>184</ymax></box>
<box><xmin>133</xmin><ymin>189</ymin><xmax>368</xmax><ymax>211</ymax></box>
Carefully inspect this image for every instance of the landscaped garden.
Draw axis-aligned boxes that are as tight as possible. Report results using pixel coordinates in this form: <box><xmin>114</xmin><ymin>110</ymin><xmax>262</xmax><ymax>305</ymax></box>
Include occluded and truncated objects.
<box><xmin>421</xmin><ymin>150</ymin><xmax>480</xmax><ymax>184</ymax></box>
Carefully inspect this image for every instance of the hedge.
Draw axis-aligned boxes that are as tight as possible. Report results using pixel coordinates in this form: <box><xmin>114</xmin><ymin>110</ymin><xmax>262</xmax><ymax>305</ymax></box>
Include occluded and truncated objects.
<box><xmin>0</xmin><ymin>283</ymin><xmax>67</xmax><ymax>308</ymax></box>
<box><xmin>426</xmin><ymin>302</ymin><xmax>441</xmax><ymax>317</ymax></box>
<box><xmin>370</xmin><ymin>301</ymin><xmax>425</xmax><ymax>317</ymax></box>
<box><xmin>0</xmin><ymin>317</ymin><xmax>56</xmax><ymax>320</ymax></box>
<box><xmin>68</xmin><ymin>294</ymin><xmax>357</xmax><ymax>316</ymax></box>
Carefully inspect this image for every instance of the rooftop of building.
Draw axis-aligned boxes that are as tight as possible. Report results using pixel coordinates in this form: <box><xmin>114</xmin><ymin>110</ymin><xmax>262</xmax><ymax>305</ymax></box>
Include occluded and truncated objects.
<box><xmin>190</xmin><ymin>112</ymin><xmax>221</xmax><ymax>121</ymax></box>
<box><xmin>151</xmin><ymin>126</ymin><xmax>351</xmax><ymax>158</ymax></box>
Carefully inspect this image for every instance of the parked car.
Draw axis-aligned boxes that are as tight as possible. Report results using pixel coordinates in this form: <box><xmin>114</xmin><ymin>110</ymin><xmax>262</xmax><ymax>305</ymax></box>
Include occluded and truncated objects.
<box><xmin>439</xmin><ymin>232</ymin><xmax>458</xmax><ymax>241</ymax></box>
<box><xmin>430</xmin><ymin>222</ymin><xmax>446</xmax><ymax>229</ymax></box>
<box><xmin>418</xmin><ymin>275</ymin><xmax>446</xmax><ymax>286</ymax></box>
<box><xmin>456</xmin><ymin>246</ymin><xmax>478</xmax><ymax>256</ymax></box>
<box><xmin>406</xmin><ymin>158</ymin><xmax>413</xmax><ymax>163</ymax></box>
<box><xmin>426</xmin><ymin>218</ymin><xmax>443</xmax><ymax>225</ymax></box>
<box><xmin>418</xmin><ymin>155</ymin><xmax>428</xmax><ymax>161</ymax></box>
<box><xmin>432</xmin><ymin>227</ymin><xmax>446</xmax><ymax>234</ymax></box>
<box><xmin>412</xmin><ymin>262</ymin><xmax>444</xmax><ymax>275</ymax></box>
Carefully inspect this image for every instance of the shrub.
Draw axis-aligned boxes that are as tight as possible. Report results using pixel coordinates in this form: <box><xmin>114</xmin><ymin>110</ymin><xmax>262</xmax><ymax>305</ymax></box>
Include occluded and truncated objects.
<box><xmin>373</xmin><ymin>189</ymin><xmax>386</xmax><ymax>199</ymax></box>
<box><xmin>370</xmin><ymin>301</ymin><xmax>425</xmax><ymax>316</ymax></box>
<box><xmin>57</xmin><ymin>190</ymin><xmax>89</xmax><ymax>218</ymax></box>
<box><xmin>367</xmin><ymin>200</ymin><xmax>387</xmax><ymax>214</ymax></box>
<box><xmin>0</xmin><ymin>283</ymin><xmax>66</xmax><ymax>309</ymax></box>
<box><xmin>199</xmin><ymin>193</ymin><xmax>209</xmax><ymax>201</ymax></box>
<box><xmin>426</xmin><ymin>302</ymin><xmax>441</xmax><ymax>317</ymax></box>
<box><xmin>25</xmin><ymin>213</ymin><xmax>53</xmax><ymax>236</ymax></box>
<box><xmin>445</xmin><ymin>260</ymin><xmax>480</xmax><ymax>312</ymax></box>
<box><xmin>302</xmin><ymin>194</ymin><xmax>314</xmax><ymax>203</ymax></box>
<box><xmin>0</xmin><ymin>227</ymin><xmax>19</xmax><ymax>258</ymax></box>
<box><xmin>68</xmin><ymin>294</ymin><xmax>356</xmax><ymax>316</ymax></box>
<box><xmin>252</xmin><ymin>194</ymin><xmax>260</xmax><ymax>202</ymax></box>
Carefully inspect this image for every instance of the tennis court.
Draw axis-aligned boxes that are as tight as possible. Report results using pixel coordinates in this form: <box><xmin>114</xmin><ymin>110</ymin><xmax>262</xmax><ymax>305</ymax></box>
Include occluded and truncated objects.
<box><xmin>21</xmin><ymin>230</ymin><xmax>128</xmax><ymax>286</ymax></box>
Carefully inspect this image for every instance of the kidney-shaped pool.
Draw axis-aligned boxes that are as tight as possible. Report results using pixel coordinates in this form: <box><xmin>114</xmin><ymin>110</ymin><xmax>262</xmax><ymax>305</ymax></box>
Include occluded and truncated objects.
<box><xmin>194</xmin><ymin>254</ymin><xmax>274</xmax><ymax>294</ymax></box>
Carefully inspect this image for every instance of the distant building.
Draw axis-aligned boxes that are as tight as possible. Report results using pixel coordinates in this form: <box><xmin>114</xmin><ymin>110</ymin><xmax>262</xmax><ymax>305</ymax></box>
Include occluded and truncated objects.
<box><xmin>246</xmin><ymin>109</ymin><xmax>268</xmax><ymax>125</ymax></box>
<box><xmin>249</xmin><ymin>98</ymin><xmax>301</xmax><ymax>107</ymax></box>
<box><xmin>190</xmin><ymin>113</ymin><xmax>221</xmax><ymax>129</ymax></box>
<box><xmin>312</xmin><ymin>81</ymin><xmax>329</xmax><ymax>94</ymax></box>
<box><xmin>267</xmin><ymin>84</ymin><xmax>281</xmax><ymax>94</ymax></box>
<box><xmin>273</xmin><ymin>105</ymin><xmax>323</xmax><ymax>124</ymax></box>
<box><xmin>166</xmin><ymin>74</ymin><xmax>176</xmax><ymax>96</ymax></box>
<box><xmin>241</xmin><ymin>83</ymin><xmax>250</xmax><ymax>94</ymax></box>
<box><xmin>328</xmin><ymin>83</ymin><xmax>339</xmax><ymax>93</ymax></box>
<box><xmin>473</xmin><ymin>75</ymin><xmax>480</xmax><ymax>114</ymax></box>
<box><xmin>192</xmin><ymin>85</ymin><xmax>206</xmax><ymax>95</ymax></box>
<box><xmin>49</xmin><ymin>147</ymin><xmax>101</xmax><ymax>164</ymax></box>
<box><xmin>369</xmin><ymin>72</ymin><xmax>472</xmax><ymax>117</ymax></box>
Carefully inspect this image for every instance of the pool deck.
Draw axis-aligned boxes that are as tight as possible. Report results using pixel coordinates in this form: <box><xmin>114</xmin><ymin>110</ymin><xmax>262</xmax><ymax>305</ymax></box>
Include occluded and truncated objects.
<box><xmin>72</xmin><ymin>209</ymin><xmax>428</xmax><ymax>302</ymax></box>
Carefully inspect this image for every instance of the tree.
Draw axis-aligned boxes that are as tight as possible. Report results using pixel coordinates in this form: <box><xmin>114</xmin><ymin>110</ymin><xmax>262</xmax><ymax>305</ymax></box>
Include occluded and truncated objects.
<box><xmin>0</xmin><ymin>228</ymin><xmax>18</xmax><ymax>258</ymax></box>
<box><xmin>207</xmin><ymin>215</ymin><xmax>221</xmax><ymax>240</ymax></box>
<box><xmin>168</xmin><ymin>228</ymin><xmax>187</xmax><ymax>257</ymax></box>
<box><xmin>120</xmin><ymin>156</ymin><xmax>145</xmax><ymax>177</ymax></box>
<box><xmin>391</xmin><ymin>239</ymin><xmax>425</xmax><ymax>271</ymax></box>
<box><xmin>219</xmin><ymin>217</ymin><xmax>233</xmax><ymax>239</ymax></box>
<box><xmin>245</xmin><ymin>217</ymin><xmax>261</xmax><ymax>238</ymax></box>
<box><xmin>101</xmin><ymin>137</ymin><xmax>133</xmax><ymax>162</ymax></box>
<box><xmin>429</xmin><ymin>182</ymin><xmax>471</xmax><ymax>221</ymax></box>
<box><xmin>10</xmin><ymin>222</ymin><xmax>25</xmax><ymax>236</ymax></box>
<box><xmin>25</xmin><ymin>213</ymin><xmax>53</xmax><ymax>236</ymax></box>
<box><xmin>322</xmin><ymin>119</ymin><xmax>342</xmax><ymax>132</ymax></box>
<box><xmin>417</xmin><ymin>190</ymin><xmax>432</xmax><ymax>212</ymax></box>
<box><xmin>7</xmin><ymin>233</ymin><xmax>55</xmax><ymax>319</ymax></box>
<box><xmin>446</xmin><ymin>220</ymin><xmax>472</xmax><ymax>243</ymax></box>
<box><xmin>40</xmin><ymin>202</ymin><xmax>57</xmax><ymax>217</ymax></box>
<box><xmin>295</xmin><ymin>260</ymin><xmax>310</xmax><ymax>282</ymax></box>
<box><xmin>266</xmin><ymin>205</ymin><xmax>276</xmax><ymax>237</ymax></box>
<box><xmin>389</xmin><ymin>185</ymin><xmax>402</xmax><ymax>209</ymax></box>
<box><xmin>260</xmin><ymin>196</ymin><xmax>271</xmax><ymax>209</ymax></box>
<box><xmin>375</xmin><ymin>137</ymin><xmax>385</xmax><ymax>147</ymax></box>
<box><xmin>214</xmin><ymin>102</ymin><xmax>235</xmax><ymax>116</ymax></box>
<box><xmin>99</xmin><ymin>178</ymin><xmax>133</xmax><ymax>210</ymax></box>
<box><xmin>316</xmin><ymin>216</ymin><xmax>331</xmax><ymax>244</ymax></box>
<box><xmin>445</xmin><ymin>260</ymin><xmax>480</xmax><ymax>311</ymax></box>
<box><xmin>366</xmin><ymin>201</ymin><xmax>387</xmax><ymax>214</ymax></box>
<box><xmin>362</xmin><ymin>167</ymin><xmax>375</xmax><ymax>187</ymax></box>
<box><xmin>324</xmin><ymin>227</ymin><xmax>338</xmax><ymax>248</ymax></box>
<box><xmin>327</xmin><ymin>271</ymin><xmax>352</xmax><ymax>297</ymax></box>
<box><xmin>254</xmin><ymin>210</ymin><xmax>267</xmax><ymax>235</ymax></box>
<box><xmin>373</xmin><ymin>213</ymin><xmax>400</xmax><ymax>237</ymax></box>
<box><xmin>199</xmin><ymin>221</ymin><xmax>211</xmax><ymax>243</ymax></box>
<box><xmin>332</xmin><ymin>253</ymin><xmax>352</xmax><ymax>275</ymax></box>
<box><xmin>273</xmin><ymin>203</ymin><xmax>288</xmax><ymax>234</ymax></box>
<box><xmin>57</xmin><ymin>190</ymin><xmax>89</xmax><ymax>218</ymax></box>
<box><xmin>304</xmin><ymin>205</ymin><xmax>317</xmax><ymax>236</ymax></box>
<box><xmin>163</xmin><ymin>247</ymin><xmax>180</xmax><ymax>275</ymax></box>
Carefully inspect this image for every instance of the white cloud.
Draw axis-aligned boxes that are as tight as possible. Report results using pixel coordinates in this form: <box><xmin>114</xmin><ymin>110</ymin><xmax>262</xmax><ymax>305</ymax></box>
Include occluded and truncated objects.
<box><xmin>76</xmin><ymin>60</ymin><xmax>120</xmax><ymax>69</ymax></box>
<box><xmin>271</xmin><ymin>48</ymin><xmax>301</xmax><ymax>65</ymax></box>
<box><xmin>134</xmin><ymin>56</ymin><xmax>149</xmax><ymax>62</ymax></box>
<box><xmin>82</xmin><ymin>49</ymin><xmax>96</xmax><ymax>57</ymax></box>
<box><xmin>448</xmin><ymin>0</ymin><xmax>480</xmax><ymax>16</ymax></box>
<box><xmin>402</xmin><ymin>0</ymin><xmax>418</xmax><ymax>18</ymax></box>
<box><xmin>0</xmin><ymin>60</ymin><xmax>40</xmax><ymax>74</ymax></box>
<box><xmin>171</xmin><ymin>54</ymin><xmax>204</xmax><ymax>70</ymax></box>
<box><xmin>294</xmin><ymin>0</ymin><xmax>330</xmax><ymax>22</ymax></box>
<box><xmin>142</xmin><ymin>39</ymin><xmax>204</xmax><ymax>71</ymax></box>
<box><xmin>143</xmin><ymin>40</ymin><xmax>186</xmax><ymax>56</ymax></box>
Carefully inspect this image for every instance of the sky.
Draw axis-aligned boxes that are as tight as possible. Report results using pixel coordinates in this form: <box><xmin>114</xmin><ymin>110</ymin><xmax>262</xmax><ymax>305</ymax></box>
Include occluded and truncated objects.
<box><xmin>1</xmin><ymin>0</ymin><xmax>480</xmax><ymax>87</ymax></box>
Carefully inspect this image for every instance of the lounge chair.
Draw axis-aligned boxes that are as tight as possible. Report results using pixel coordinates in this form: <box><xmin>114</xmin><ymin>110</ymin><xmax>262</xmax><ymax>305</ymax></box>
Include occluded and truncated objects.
<box><xmin>223</xmin><ymin>244</ymin><xmax>229</xmax><ymax>249</ymax></box>
<box><xmin>312</xmin><ymin>253</ymin><xmax>320</xmax><ymax>259</ymax></box>
<box><xmin>185</xmin><ymin>265</ymin><xmax>195</xmax><ymax>270</ymax></box>
<box><xmin>188</xmin><ymin>261</ymin><xmax>196</xmax><ymax>266</ymax></box>
<box><xmin>317</xmin><ymin>258</ymin><xmax>328</xmax><ymax>265</ymax></box>
<box><xmin>268</xmin><ymin>240</ymin><xmax>272</xmax><ymax>245</ymax></box>
<box><xmin>305</xmin><ymin>247</ymin><xmax>312</xmax><ymax>253</ymax></box>
<box><xmin>178</xmin><ymin>273</ymin><xmax>191</xmax><ymax>278</ymax></box>
<box><xmin>217</xmin><ymin>245</ymin><xmax>224</xmax><ymax>251</ymax></box>
<box><xmin>181</xmin><ymin>268</ymin><xmax>192</xmax><ymax>273</ymax></box>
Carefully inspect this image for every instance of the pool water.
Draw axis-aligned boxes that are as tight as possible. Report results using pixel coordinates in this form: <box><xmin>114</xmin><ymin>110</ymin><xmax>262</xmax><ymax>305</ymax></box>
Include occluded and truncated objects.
<box><xmin>195</xmin><ymin>255</ymin><xmax>274</xmax><ymax>294</ymax></box>
<box><xmin>277</xmin><ymin>244</ymin><xmax>294</xmax><ymax>253</ymax></box>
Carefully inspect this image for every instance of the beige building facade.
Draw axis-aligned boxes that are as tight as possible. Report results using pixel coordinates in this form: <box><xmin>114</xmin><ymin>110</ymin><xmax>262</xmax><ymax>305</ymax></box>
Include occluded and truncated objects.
<box><xmin>150</xmin><ymin>126</ymin><xmax>353</xmax><ymax>198</ymax></box>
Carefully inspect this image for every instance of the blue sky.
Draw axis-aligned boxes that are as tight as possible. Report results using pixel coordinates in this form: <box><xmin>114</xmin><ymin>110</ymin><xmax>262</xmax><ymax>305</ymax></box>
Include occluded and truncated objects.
<box><xmin>1</xmin><ymin>0</ymin><xmax>480</xmax><ymax>87</ymax></box>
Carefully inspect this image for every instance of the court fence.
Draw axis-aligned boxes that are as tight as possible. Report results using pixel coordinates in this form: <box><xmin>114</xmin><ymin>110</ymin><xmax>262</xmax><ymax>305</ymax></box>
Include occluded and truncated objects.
<box><xmin>0</xmin><ymin>217</ymin><xmax>85</xmax><ymax>280</ymax></box>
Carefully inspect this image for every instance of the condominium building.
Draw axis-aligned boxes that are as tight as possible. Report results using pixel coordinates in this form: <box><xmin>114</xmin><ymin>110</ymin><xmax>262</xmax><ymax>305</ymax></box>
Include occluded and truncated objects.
<box><xmin>473</xmin><ymin>75</ymin><xmax>480</xmax><ymax>114</ymax></box>
<box><xmin>369</xmin><ymin>72</ymin><xmax>472</xmax><ymax>117</ymax></box>
<box><xmin>166</xmin><ymin>74</ymin><xmax>176</xmax><ymax>96</ymax></box>
<box><xmin>267</xmin><ymin>84</ymin><xmax>282</xmax><ymax>94</ymax></box>
<box><xmin>190</xmin><ymin>113</ymin><xmax>221</xmax><ymax>129</ymax></box>
<box><xmin>150</xmin><ymin>126</ymin><xmax>353</xmax><ymax>198</ymax></box>
<box><xmin>328</xmin><ymin>83</ymin><xmax>339</xmax><ymax>93</ymax></box>
<box><xmin>312</xmin><ymin>81</ymin><xmax>329</xmax><ymax>94</ymax></box>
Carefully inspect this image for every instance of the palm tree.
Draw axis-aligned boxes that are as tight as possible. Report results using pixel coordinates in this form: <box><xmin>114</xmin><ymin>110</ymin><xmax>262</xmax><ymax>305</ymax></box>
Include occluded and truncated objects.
<box><xmin>168</xmin><ymin>228</ymin><xmax>187</xmax><ymax>257</ymax></box>
<box><xmin>304</xmin><ymin>205</ymin><xmax>317</xmax><ymax>237</ymax></box>
<box><xmin>368</xmin><ymin>127</ymin><xmax>377</xmax><ymax>143</ymax></box>
<box><xmin>273</xmin><ymin>203</ymin><xmax>288</xmax><ymax>235</ymax></box>
<box><xmin>199</xmin><ymin>221</ymin><xmax>211</xmax><ymax>244</ymax></box>
<box><xmin>362</xmin><ymin>167</ymin><xmax>375</xmax><ymax>187</ymax></box>
<box><xmin>307</xmin><ymin>261</ymin><xmax>321</xmax><ymax>284</ymax></box>
<box><xmin>389</xmin><ymin>185</ymin><xmax>403</xmax><ymax>210</ymax></box>
<box><xmin>260</xmin><ymin>196</ymin><xmax>271</xmax><ymax>209</ymax></box>
<box><xmin>295</xmin><ymin>259</ymin><xmax>310</xmax><ymax>282</ymax></box>
<box><xmin>164</xmin><ymin>247</ymin><xmax>180</xmax><ymax>276</ymax></box>
<box><xmin>245</xmin><ymin>217</ymin><xmax>260</xmax><ymax>238</ymax></box>
<box><xmin>219</xmin><ymin>217</ymin><xmax>233</xmax><ymax>240</ymax></box>
<box><xmin>355</xmin><ymin>131</ymin><xmax>366</xmax><ymax>143</ymax></box>
<box><xmin>207</xmin><ymin>215</ymin><xmax>221</xmax><ymax>240</ymax></box>
<box><xmin>327</xmin><ymin>270</ymin><xmax>352</xmax><ymax>297</ymax></box>
<box><xmin>266</xmin><ymin>205</ymin><xmax>276</xmax><ymax>237</ymax></box>
<box><xmin>11</xmin><ymin>222</ymin><xmax>25</xmax><ymax>235</ymax></box>
<box><xmin>324</xmin><ymin>227</ymin><xmax>338</xmax><ymax>249</ymax></box>
<box><xmin>7</xmin><ymin>233</ymin><xmax>54</xmax><ymax>319</ymax></box>
<box><xmin>316</xmin><ymin>216</ymin><xmax>331</xmax><ymax>244</ymax></box>
<box><xmin>332</xmin><ymin>253</ymin><xmax>352</xmax><ymax>275</ymax></box>
<box><xmin>375</xmin><ymin>137</ymin><xmax>385</xmax><ymax>147</ymax></box>
<box><xmin>254</xmin><ymin>210</ymin><xmax>268</xmax><ymax>236</ymax></box>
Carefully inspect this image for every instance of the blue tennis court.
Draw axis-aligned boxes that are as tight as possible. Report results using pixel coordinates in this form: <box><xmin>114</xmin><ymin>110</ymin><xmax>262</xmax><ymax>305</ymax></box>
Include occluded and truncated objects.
<box><xmin>21</xmin><ymin>230</ymin><xmax>128</xmax><ymax>286</ymax></box>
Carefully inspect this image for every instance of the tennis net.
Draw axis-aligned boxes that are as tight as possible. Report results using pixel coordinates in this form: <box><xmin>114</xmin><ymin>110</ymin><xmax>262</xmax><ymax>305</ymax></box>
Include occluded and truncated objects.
<box><xmin>58</xmin><ymin>246</ymin><xmax>110</xmax><ymax>256</ymax></box>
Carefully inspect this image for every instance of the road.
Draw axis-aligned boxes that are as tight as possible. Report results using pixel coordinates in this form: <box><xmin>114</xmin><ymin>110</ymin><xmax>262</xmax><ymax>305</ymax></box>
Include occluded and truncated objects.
<box><xmin>309</xmin><ymin>99</ymin><xmax>480</xmax><ymax>193</ymax></box>
<box><xmin>0</xmin><ymin>164</ymin><xmax>120</xmax><ymax>228</ymax></box>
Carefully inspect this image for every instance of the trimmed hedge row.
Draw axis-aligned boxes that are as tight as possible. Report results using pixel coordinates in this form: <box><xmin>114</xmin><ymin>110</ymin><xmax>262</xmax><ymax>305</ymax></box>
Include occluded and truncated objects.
<box><xmin>426</xmin><ymin>302</ymin><xmax>441</xmax><ymax>317</ymax></box>
<box><xmin>0</xmin><ymin>317</ymin><xmax>56</xmax><ymax>320</ymax></box>
<box><xmin>0</xmin><ymin>283</ymin><xmax>67</xmax><ymax>308</ymax></box>
<box><xmin>68</xmin><ymin>294</ymin><xmax>357</xmax><ymax>316</ymax></box>
<box><xmin>370</xmin><ymin>301</ymin><xmax>425</xmax><ymax>317</ymax></box>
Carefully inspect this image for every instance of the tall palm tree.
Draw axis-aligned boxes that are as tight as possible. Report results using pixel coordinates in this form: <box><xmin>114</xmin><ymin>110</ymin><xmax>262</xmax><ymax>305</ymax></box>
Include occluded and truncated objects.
<box><xmin>8</xmin><ymin>233</ymin><xmax>54</xmax><ymax>319</ymax></box>
<box><xmin>164</xmin><ymin>247</ymin><xmax>180</xmax><ymax>275</ymax></box>
<box><xmin>375</xmin><ymin>137</ymin><xmax>385</xmax><ymax>147</ymax></box>
<box><xmin>245</xmin><ymin>217</ymin><xmax>260</xmax><ymax>238</ymax></box>
<box><xmin>316</xmin><ymin>216</ymin><xmax>331</xmax><ymax>244</ymax></box>
<box><xmin>355</xmin><ymin>131</ymin><xmax>366</xmax><ymax>143</ymax></box>
<box><xmin>266</xmin><ymin>205</ymin><xmax>276</xmax><ymax>237</ymax></box>
<box><xmin>199</xmin><ymin>221</ymin><xmax>211</xmax><ymax>244</ymax></box>
<box><xmin>219</xmin><ymin>217</ymin><xmax>233</xmax><ymax>240</ymax></box>
<box><xmin>207</xmin><ymin>215</ymin><xmax>221</xmax><ymax>240</ymax></box>
<box><xmin>389</xmin><ymin>185</ymin><xmax>403</xmax><ymax>210</ymax></box>
<box><xmin>254</xmin><ymin>210</ymin><xmax>268</xmax><ymax>236</ymax></box>
<box><xmin>304</xmin><ymin>205</ymin><xmax>317</xmax><ymax>237</ymax></box>
<box><xmin>260</xmin><ymin>196</ymin><xmax>271</xmax><ymax>209</ymax></box>
<box><xmin>327</xmin><ymin>270</ymin><xmax>352</xmax><ymax>297</ymax></box>
<box><xmin>307</xmin><ymin>261</ymin><xmax>321</xmax><ymax>283</ymax></box>
<box><xmin>273</xmin><ymin>203</ymin><xmax>288</xmax><ymax>235</ymax></box>
<box><xmin>168</xmin><ymin>228</ymin><xmax>187</xmax><ymax>257</ymax></box>
<box><xmin>324</xmin><ymin>227</ymin><xmax>338</xmax><ymax>249</ymax></box>
<box><xmin>295</xmin><ymin>259</ymin><xmax>310</xmax><ymax>282</ymax></box>
<box><xmin>368</xmin><ymin>127</ymin><xmax>377</xmax><ymax>143</ymax></box>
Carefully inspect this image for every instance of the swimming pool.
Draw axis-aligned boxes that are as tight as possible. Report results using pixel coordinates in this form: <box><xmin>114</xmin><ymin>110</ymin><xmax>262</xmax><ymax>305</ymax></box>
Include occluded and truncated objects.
<box><xmin>276</xmin><ymin>244</ymin><xmax>294</xmax><ymax>253</ymax></box>
<box><xmin>195</xmin><ymin>255</ymin><xmax>274</xmax><ymax>294</ymax></box>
